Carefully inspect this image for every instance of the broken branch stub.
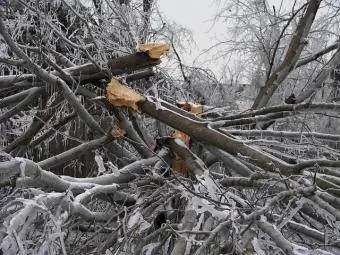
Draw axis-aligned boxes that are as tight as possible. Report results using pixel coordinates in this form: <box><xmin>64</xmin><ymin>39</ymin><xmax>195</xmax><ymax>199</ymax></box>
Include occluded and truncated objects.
<box><xmin>106</xmin><ymin>78</ymin><xmax>146</xmax><ymax>112</ymax></box>
<box><xmin>138</xmin><ymin>43</ymin><xmax>170</xmax><ymax>59</ymax></box>
<box><xmin>171</xmin><ymin>102</ymin><xmax>203</xmax><ymax>176</ymax></box>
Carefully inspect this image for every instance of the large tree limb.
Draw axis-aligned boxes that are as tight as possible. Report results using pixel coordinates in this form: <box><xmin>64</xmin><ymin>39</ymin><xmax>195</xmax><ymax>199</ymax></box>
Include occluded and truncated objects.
<box><xmin>252</xmin><ymin>0</ymin><xmax>321</xmax><ymax>109</ymax></box>
<box><xmin>0</xmin><ymin>62</ymin><xmax>155</xmax><ymax>89</ymax></box>
<box><xmin>257</xmin><ymin>221</ymin><xmax>294</xmax><ymax>255</ymax></box>
<box><xmin>0</xmin><ymin>159</ymin><xmax>134</xmax><ymax>205</ymax></box>
<box><xmin>0</xmin><ymin>87</ymin><xmax>41</xmax><ymax>108</ymax></box>
<box><xmin>212</xmin><ymin>102</ymin><xmax>340</xmax><ymax>122</ymax></box>
<box><xmin>138</xmin><ymin>98</ymin><xmax>292</xmax><ymax>173</ymax></box>
<box><xmin>61</xmin><ymin>148</ymin><xmax>170</xmax><ymax>185</ymax></box>
<box><xmin>296</xmin><ymin>47</ymin><xmax>340</xmax><ymax>103</ymax></box>
<box><xmin>105</xmin><ymin>83</ymin><xmax>340</xmax><ymax>174</ymax></box>
<box><xmin>296</xmin><ymin>41</ymin><xmax>339</xmax><ymax>68</ymax></box>
<box><xmin>228</xmin><ymin>129</ymin><xmax>340</xmax><ymax>141</ymax></box>
<box><xmin>38</xmin><ymin>136</ymin><xmax>113</xmax><ymax>169</ymax></box>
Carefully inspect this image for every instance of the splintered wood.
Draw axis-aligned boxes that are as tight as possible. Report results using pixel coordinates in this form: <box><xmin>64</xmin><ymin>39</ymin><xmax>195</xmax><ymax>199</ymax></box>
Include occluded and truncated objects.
<box><xmin>106</xmin><ymin>77</ymin><xmax>204</xmax><ymax>176</ymax></box>
<box><xmin>106</xmin><ymin>79</ymin><xmax>145</xmax><ymax>138</ymax></box>
<box><xmin>111</xmin><ymin>123</ymin><xmax>126</xmax><ymax>138</ymax></box>
<box><xmin>172</xmin><ymin>102</ymin><xmax>203</xmax><ymax>176</ymax></box>
<box><xmin>106</xmin><ymin>78</ymin><xmax>146</xmax><ymax>113</ymax></box>
<box><xmin>138</xmin><ymin>43</ymin><xmax>170</xmax><ymax>59</ymax></box>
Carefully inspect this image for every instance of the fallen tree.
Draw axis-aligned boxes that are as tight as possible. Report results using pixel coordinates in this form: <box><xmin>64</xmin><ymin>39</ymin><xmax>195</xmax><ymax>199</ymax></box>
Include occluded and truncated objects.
<box><xmin>0</xmin><ymin>0</ymin><xmax>340</xmax><ymax>254</ymax></box>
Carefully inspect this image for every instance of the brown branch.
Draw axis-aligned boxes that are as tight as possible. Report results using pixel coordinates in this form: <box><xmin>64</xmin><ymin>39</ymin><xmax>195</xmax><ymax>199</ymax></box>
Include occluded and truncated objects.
<box><xmin>0</xmin><ymin>57</ymin><xmax>157</xmax><ymax>92</ymax></box>
<box><xmin>137</xmin><ymin>98</ymin><xmax>292</xmax><ymax>174</ymax></box>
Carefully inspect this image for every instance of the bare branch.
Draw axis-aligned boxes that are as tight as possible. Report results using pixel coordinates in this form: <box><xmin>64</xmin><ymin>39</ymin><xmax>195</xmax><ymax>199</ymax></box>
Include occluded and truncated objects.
<box><xmin>0</xmin><ymin>87</ymin><xmax>43</xmax><ymax>124</ymax></box>
<box><xmin>257</xmin><ymin>221</ymin><xmax>294</xmax><ymax>255</ymax></box>
<box><xmin>252</xmin><ymin>0</ymin><xmax>321</xmax><ymax>109</ymax></box>
<box><xmin>38</xmin><ymin>136</ymin><xmax>113</xmax><ymax>169</ymax></box>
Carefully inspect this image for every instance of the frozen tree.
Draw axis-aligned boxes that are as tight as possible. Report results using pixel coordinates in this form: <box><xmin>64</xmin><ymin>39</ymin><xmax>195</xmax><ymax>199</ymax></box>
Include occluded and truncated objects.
<box><xmin>0</xmin><ymin>0</ymin><xmax>340</xmax><ymax>254</ymax></box>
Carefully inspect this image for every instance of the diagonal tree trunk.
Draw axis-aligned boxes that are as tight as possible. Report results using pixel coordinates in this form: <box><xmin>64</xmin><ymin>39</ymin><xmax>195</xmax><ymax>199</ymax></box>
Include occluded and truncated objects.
<box><xmin>252</xmin><ymin>0</ymin><xmax>321</xmax><ymax>109</ymax></box>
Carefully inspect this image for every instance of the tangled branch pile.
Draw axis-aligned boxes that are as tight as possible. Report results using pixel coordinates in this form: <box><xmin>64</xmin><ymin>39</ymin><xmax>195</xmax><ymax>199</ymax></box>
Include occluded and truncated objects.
<box><xmin>0</xmin><ymin>0</ymin><xmax>340</xmax><ymax>254</ymax></box>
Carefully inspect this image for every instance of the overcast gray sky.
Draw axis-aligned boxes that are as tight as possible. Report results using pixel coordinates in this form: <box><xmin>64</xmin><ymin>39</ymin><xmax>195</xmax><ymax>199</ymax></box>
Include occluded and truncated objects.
<box><xmin>158</xmin><ymin>0</ymin><xmax>223</xmax><ymax>66</ymax></box>
<box><xmin>157</xmin><ymin>0</ymin><xmax>299</xmax><ymax>77</ymax></box>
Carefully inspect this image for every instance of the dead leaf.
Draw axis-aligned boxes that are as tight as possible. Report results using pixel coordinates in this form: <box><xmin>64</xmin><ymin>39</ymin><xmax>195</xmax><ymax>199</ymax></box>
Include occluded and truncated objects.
<box><xmin>106</xmin><ymin>78</ymin><xmax>146</xmax><ymax>112</ymax></box>
<box><xmin>138</xmin><ymin>43</ymin><xmax>170</xmax><ymax>59</ymax></box>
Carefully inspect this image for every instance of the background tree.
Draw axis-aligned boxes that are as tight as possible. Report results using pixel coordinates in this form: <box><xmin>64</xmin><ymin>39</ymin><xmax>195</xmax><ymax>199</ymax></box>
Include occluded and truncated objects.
<box><xmin>0</xmin><ymin>0</ymin><xmax>340</xmax><ymax>254</ymax></box>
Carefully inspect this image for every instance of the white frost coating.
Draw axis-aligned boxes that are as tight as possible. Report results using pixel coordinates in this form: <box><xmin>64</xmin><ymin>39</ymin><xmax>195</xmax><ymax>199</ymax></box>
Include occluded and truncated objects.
<box><xmin>277</xmin><ymin>197</ymin><xmax>305</xmax><ymax>230</ymax></box>
<box><xmin>67</xmin><ymin>181</ymin><xmax>95</xmax><ymax>191</ymax></box>
<box><xmin>60</xmin><ymin>210</ymin><xmax>69</xmax><ymax>222</ymax></box>
<box><xmin>174</xmin><ymin>138</ymin><xmax>187</xmax><ymax>147</ymax></box>
<box><xmin>0</xmin><ymin>42</ymin><xmax>9</xmax><ymax>59</ymax></box>
<box><xmin>155</xmin><ymin>100</ymin><xmax>163</xmax><ymax>111</ymax></box>
<box><xmin>106</xmin><ymin>161</ymin><xmax>120</xmax><ymax>175</ymax></box>
<box><xmin>252</xmin><ymin>238</ymin><xmax>266</xmax><ymax>255</ymax></box>
<box><xmin>74</xmin><ymin>184</ymin><xmax>118</xmax><ymax>204</ymax></box>
<box><xmin>292</xmin><ymin>243</ymin><xmax>335</xmax><ymax>255</ymax></box>
<box><xmin>288</xmin><ymin>220</ymin><xmax>325</xmax><ymax>237</ymax></box>
<box><xmin>203</xmin><ymin>170</ymin><xmax>219</xmax><ymax>200</ymax></box>
<box><xmin>15</xmin><ymin>157</ymin><xmax>27</xmax><ymax>178</ymax></box>
<box><xmin>236</xmin><ymin>153</ymin><xmax>251</xmax><ymax>159</ymax></box>
<box><xmin>190</xmin><ymin>195</ymin><xmax>229</xmax><ymax>220</ymax></box>
<box><xmin>163</xmin><ymin>236</ymin><xmax>171</xmax><ymax>255</ymax></box>
<box><xmin>127</xmin><ymin>210</ymin><xmax>151</xmax><ymax>232</ymax></box>
<box><xmin>184</xmin><ymin>213</ymin><xmax>205</xmax><ymax>255</ymax></box>
<box><xmin>141</xmin><ymin>242</ymin><xmax>160</xmax><ymax>255</ymax></box>
<box><xmin>260</xmin><ymin>215</ymin><xmax>267</xmax><ymax>222</ymax></box>
<box><xmin>147</xmin><ymin>96</ymin><xmax>165</xmax><ymax>111</ymax></box>
<box><xmin>151</xmin><ymin>81</ymin><xmax>165</xmax><ymax>111</ymax></box>
<box><xmin>95</xmin><ymin>153</ymin><xmax>106</xmax><ymax>175</ymax></box>
<box><xmin>105</xmin><ymin>249</ymin><xmax>114</xmax><ymax>255</ymax></box>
